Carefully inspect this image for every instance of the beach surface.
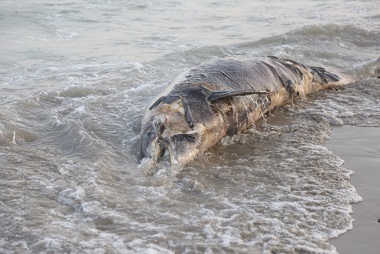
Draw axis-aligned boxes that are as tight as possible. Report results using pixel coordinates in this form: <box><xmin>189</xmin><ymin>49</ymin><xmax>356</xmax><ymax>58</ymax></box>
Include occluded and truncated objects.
<box><xmin>327</xmin><ymin>126</ymin><xmax>380</xmax><ymax>253</ymax></box>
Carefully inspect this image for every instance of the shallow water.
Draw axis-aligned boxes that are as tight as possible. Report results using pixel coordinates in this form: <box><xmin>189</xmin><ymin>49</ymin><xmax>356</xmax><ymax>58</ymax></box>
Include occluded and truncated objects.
<box><xmin>1</xmin><ymin>0</ymin><xmax>380</xmax><ymax>253</ymax></box>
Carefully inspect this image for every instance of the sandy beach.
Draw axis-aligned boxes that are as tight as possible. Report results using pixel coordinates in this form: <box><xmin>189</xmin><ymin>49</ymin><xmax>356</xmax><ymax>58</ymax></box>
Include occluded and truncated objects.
<box><xmin>327</xmin><ymin>126</ymin><xmax>380</xmax><ymax>253</ymax></box>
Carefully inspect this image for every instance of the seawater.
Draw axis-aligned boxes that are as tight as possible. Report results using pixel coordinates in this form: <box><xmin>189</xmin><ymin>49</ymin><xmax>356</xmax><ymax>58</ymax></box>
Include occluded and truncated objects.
<box><xmin>1</xmin><ymin>0</ymin><xmax>379</xmax><ymax>253</ymax></box>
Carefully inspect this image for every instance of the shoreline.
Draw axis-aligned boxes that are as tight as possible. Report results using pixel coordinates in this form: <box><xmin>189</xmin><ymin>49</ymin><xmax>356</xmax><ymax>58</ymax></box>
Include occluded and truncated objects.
<box><xmin>326</xmin><ymin>126</ymin><xmax>380</xmax><ymax>254</ymax></box>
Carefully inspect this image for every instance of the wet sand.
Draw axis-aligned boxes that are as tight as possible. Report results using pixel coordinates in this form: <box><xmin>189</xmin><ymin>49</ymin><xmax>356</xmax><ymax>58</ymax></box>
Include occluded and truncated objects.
<box><xmin>327</xmin><ymin>126</ymin><xmax>380</xmax><ymax>254</ymax></box>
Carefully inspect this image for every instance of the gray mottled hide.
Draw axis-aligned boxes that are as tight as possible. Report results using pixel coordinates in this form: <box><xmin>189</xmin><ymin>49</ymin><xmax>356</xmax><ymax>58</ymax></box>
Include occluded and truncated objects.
<box><xmin>140</xmin><ymin>56</ymin><xmax>346</xmax><ymax>166</ymax></box>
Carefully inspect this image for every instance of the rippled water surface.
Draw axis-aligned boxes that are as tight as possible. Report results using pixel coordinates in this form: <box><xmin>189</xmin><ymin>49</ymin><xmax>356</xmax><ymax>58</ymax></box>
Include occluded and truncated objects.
<box><xmin>1</xmin><ymin>0</ymin><xmax>380</xmax><ymax>253</ymax></box>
